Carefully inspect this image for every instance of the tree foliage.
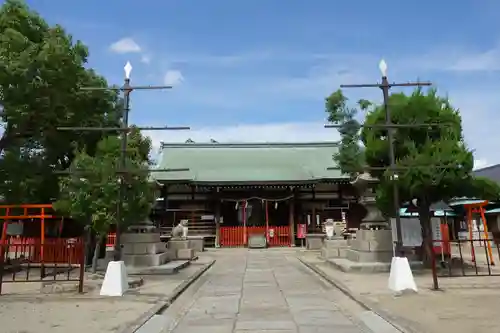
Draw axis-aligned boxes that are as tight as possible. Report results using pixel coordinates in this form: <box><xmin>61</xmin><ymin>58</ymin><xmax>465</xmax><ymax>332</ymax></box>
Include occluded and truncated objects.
<box><xmin>0</xmin><ymin>0</ymin><xmax>121</xmax><ymax>204</ymax></box>
<box><xmin>327</xmin><ymin>87</ymin><xmax>500</xmax><ymax>264</ymax></box>
<box><xmin>325</xmin><ymin>89</ymin><xmax>367</xmax><ymax>178</ymax></box>
<box><xmin>360</xmin><ymin>88</ymin><xmax>500</xmax><ymax>214</ymax></box>
<box><xmin>54</xmin><ymin>128</ymin><xmax>156</xmax><ymax>236</ymax></box>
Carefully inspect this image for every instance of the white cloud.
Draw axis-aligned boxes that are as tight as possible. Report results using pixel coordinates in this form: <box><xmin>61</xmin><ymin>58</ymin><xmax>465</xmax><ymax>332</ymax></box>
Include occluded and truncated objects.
<box><xmin>400</xmin><ymin>44</ymin><xmax>500</xmax><ymax>72</ymax></box>
<box><xmin>141</xmin><ymin>54</ymin><xmax>151</xmax><ymax>64</ymax></box>
<box><xmin>144</xmin><ymin>121</ymin><xmax>339</xmax><ymax>153</ymax></box>
<box><xmin>163</xmin><ymin>70</ymin><xmax>184</xmax><ymax>86</ymax></box>
<box><xmin>109</xmin><ymin>37</ymin><xmax>142</xmax><ymax>54</ymax></box>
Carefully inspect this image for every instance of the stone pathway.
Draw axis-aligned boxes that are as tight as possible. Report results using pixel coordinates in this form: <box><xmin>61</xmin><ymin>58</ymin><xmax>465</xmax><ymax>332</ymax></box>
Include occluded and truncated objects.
<box><xmin>164</xmin><ymin>249</ymin><xmax>374</xmax><ymax>333</ymax></box>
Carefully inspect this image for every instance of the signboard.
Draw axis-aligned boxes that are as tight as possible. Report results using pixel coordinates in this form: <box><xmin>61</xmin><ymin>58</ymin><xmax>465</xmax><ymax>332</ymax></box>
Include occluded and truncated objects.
<box><xmin>297</xmin><ymin>224</ymin><xmax>306</xmax><ymax>239</ymax></box>
<box><xmin>390</xmin><ymin>218</ymin><xmax>422</xmax><ymax>247</ymax></box>
<box><xmin>431</xmin><ymin>218</ymin><xmax>442</xmax><ymax>247</ymax></box>
<box><xmin>6</xmin><ymin>222</ymin><xmax>23</xmax><ymax>236</ymax></box>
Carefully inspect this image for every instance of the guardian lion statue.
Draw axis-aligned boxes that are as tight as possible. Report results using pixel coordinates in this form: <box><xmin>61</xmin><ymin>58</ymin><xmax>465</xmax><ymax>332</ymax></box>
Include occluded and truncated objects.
<box><xmin>171</xmin><ymin>219</ymin><xmax>189</xmax><ymax>239</ymax></box>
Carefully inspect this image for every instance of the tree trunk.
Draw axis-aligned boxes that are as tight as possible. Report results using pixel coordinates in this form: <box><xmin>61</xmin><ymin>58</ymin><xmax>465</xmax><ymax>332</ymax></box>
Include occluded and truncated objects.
<box><xmin>91</xmin><ymin>235</ymin><xmax>103</xmax><ymax>274</ymax></box>
<box><xmin>418</xmin><ymin>202</ymin><xmax>433</xmax><ymax>267</ymax></box>
<box><xmin>419</xmin><ymin>200</ymin><xmax>439</xmax><ymax>289</ymax></box>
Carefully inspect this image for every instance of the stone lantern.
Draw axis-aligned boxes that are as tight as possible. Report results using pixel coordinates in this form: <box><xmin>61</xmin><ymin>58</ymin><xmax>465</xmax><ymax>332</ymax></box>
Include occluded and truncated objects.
<box><xmin>351</xmin><ymin>172</ymin><xmax>389</xmax><ymax>230</ymax></box>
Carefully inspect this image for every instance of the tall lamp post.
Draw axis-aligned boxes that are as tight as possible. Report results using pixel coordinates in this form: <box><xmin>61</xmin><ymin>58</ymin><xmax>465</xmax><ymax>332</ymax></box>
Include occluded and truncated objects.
<box><xmin>57</xmin><ymin>61</ymin><xmax>191</xmax><ymax>262</ymax></box>
<box><xmin>334</xmin><ymin>60</ymin><xmax>432</xmax><ymax>256</ymax></box>
<box><xmin>114</xmin><ymin>62</ymin><xmax>133</xmax><ymax>261</ymax></box>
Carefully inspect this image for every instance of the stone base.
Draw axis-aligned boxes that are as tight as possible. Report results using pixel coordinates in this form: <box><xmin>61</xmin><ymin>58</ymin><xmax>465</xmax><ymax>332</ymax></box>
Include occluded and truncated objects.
<box><xmin>100</xmin><ymin>261</ymin><xmax>128</xmax><ymax>296</ymax></box>
<box><xmin>121</xmin><ymin>233</ymin><xmax>161</xmax><ymax>243</ymax></box>
<box><xmin>165</xmin><ymin>240</ymin><xmax>197</xmax><ymax>260</ymax></box>
<box><xmin>327</xmin><ymin>258</ymin><xmax>424</xmax><ymax>273</ymax></box>
<box><xmin>177</xmin><ymin>248</ymin><xmax>195</xmax><ymax>260</ymax></box>
<box><xmin>168</xmin><ymin>239</ymin><xmax>190</xmax><ymax>250</ymax></box>
<box><xmin>122</xmin><ymin>242</ymin><xmax>166</xmax><ymax>255</ymax></box>
<box><xmin>321</xmin><ymin>238</ymin><xmax>349</xmax><ymax>259</ymax></box>
<box><xmin>344</xmin><ymin>229</ymin><xmax>394</xmax><ymax>263</ymax></box>
<box><xmin>306</xmin><ymin>234</ymin><xmax>325</xmax><ymax>250</ymax></box>
<box><xmin>345</xmin><ymin>248</ymin><xmax>393</xmax><ymax>263</ymax></box>
<box><xmin>248</xmin><ymin>234</ymin><xmax>267</xmax><ymax>248</ymax></box>
<box><xmin>123</xmin><ymin>252</ymin><xmax>170</xmax><ymax>267</ymax></box>
<box><xmin>188</xmin><ymin>236</ymin><xmax>205</xmax><ymax>252</ymax></box>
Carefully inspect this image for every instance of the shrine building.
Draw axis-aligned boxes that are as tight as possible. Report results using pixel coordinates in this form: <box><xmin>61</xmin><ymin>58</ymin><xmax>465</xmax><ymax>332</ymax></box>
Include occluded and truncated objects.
<box><xmin>150</xmin><ymin>142</ymin><xmax>366</xmax><ymax>247</ymax></box>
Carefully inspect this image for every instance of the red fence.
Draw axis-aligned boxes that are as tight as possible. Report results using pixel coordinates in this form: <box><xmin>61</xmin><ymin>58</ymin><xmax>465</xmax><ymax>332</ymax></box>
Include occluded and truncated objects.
<box><xmin>220</xmin><ymin>226</ymin><xmax>291</xmax><ymax>247</ymax></box>
<box><xmin>106</xmin><ymin>233</ymin><xmax>116</xmax><ymax>247</ymax></box>
<box><xmin>0</xmin><ymin>237</ymin><xmax>84</xmax><ymax>264</ymax></box>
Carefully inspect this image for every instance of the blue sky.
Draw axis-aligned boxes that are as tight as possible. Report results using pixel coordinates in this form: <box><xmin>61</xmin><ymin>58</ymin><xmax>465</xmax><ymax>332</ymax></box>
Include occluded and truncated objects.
<box><xmin>19</xmin><ymin>0</ymin><xmax>500</xmax><ymax>167</ymax></box>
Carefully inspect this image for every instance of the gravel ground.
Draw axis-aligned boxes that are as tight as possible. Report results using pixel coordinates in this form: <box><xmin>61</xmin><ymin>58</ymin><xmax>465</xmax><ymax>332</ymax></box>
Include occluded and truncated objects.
<box><xmin>0</xmin><ymin>260</ymin><xmax>210</xmax><ymax>333</ymax></box>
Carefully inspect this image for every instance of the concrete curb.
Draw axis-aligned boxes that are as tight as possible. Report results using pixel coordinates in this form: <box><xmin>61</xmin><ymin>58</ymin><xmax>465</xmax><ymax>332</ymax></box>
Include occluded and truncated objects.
<box><xmin>120</xmin><ymin>259</ymin><xmax>216</xmax><ymax>333</ymax></box>
<box><xmin>298</xmin><ymin>257</ymin><xmax>418</xmax><ymax>333</ymax></box>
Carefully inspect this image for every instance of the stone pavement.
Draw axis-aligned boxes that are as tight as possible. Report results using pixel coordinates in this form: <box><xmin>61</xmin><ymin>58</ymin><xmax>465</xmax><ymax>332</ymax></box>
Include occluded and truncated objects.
<box><xmin>300</xmin><ymin>251</ymin><xmax>500</xmax><ymax>333</ymax></box>
<box><xmin>161</xmin><ymin>248</ymin><xmax>382</xmax><ymax>333</ymax></box>
<box><xmin>0</xmin><ymin>259</ymin><xmax>211</xmax><ymax>333</ymax></box>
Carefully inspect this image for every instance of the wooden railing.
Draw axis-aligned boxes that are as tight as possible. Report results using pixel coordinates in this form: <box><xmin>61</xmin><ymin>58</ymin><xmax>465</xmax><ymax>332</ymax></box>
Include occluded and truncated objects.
<box><xmin>220</xmin><ymin>226</ymin><xmax>290</xmax><ymax>247</ymax></box>
<box><xmin>0</xmin><ymin>237</ymin><xmax>84</xmax><ymax>264</ymax></box>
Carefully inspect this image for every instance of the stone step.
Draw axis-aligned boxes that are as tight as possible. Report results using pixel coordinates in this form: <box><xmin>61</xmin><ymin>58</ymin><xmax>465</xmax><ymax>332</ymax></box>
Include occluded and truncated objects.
<box><xmin>345</xmin><ymin>248</ymin><xmax>393</xmax><ymax>263</ymax></box>
<box><xmin>327</xmin><ymin>257</ymin><xmax>424</xmax><ymax>273</ymax></box>
<box><xmin>129</xmin><ymin>260</ymin><xmax>191</xmax><ymax>275</ymax></box>
<box><xmin>320</xmin><ymin>247</ymin><xmax>348</xmax><ymax>259</ymax></box>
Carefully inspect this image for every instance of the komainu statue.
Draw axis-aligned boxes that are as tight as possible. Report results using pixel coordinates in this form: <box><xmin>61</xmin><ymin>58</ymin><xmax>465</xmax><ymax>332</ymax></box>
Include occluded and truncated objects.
<box><xmin>171</xmin><ymin>220</ymin><xmax>189</xmax><ymax>239</ymax></box>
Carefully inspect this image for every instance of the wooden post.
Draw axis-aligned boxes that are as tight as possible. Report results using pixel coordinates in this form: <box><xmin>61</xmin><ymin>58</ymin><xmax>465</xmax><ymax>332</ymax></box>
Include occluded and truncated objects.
<box><xmin>289</xmin><ymin>197</ymin><xmax>295</xmax><ymax>247</ymax></box>
<box><xmin>479</xmin><ymin>206</ymin><xmax>495</xmax><ymax>265</ymax></box>
<box><xmin>215</xmin><ymin>198</ymin><xmax>221</xmax><ymax>247</ymax></box>
<box><xmin>265</xmin><ymin>200</ymin><xmax>269</xmax><ymax>244</ymax></box>
<box><xmin>467</xmin><ymin>207</ymin><xmax>476</xmax><ymax>262</ymax></box>
<box><xmin>243</xmin><ymin>200</ymin><xmax>247</xmax><ymax>246</ymax></box>
<box><xmin>162</xmin><ymin>185</ymin><xmax>169</xmax><ymax>229</ymax></box>
<box><xmin>40</xmin><ymin>207</ymin><xmax>46</xmax><ymax>278</ymax></box>
<box><xmin>312</xmin><ymin>207</ymin><xmax>316</xmax><ymax>233</ymax></box>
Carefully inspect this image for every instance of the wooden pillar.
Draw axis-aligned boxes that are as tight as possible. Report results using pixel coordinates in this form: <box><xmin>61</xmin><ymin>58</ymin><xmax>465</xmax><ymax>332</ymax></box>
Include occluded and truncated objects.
<box><xmin>162</xmin><ymin>185</ymin><xmax>169</xmax><ymax>228</ymax></box>
<box><xmin>215</xmin><ymin>188</ymin><xmax>221</xmax><ymax>247</ymax></box>
<box><xmin>288</xmin><ymin>196</ymin><xmax>295</xmax><ymax>247</ymax></box>
<box><xmin>190</xmin><ymin>185</ymin><xmax>195</xmax><ymax>231</ymax></box>
<box><xmin>311</xmin><ymin>206</ymin><xmax>316</xmax><ymax>233</ymax></box>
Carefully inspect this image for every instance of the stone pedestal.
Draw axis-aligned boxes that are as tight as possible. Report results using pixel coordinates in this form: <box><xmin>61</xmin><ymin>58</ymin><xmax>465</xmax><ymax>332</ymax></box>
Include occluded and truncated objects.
<box><xmin>306</xmin><ymin>234</ymin><xmax>325</xmax><ymax>250</ymax></box>
<box><xmin>345</xmin><ymin>229</ymin><xmax>393</xmax><ymax>263</ymax></box>
<box><xmin>248</xmin><ymin>234</ymin><xmax>267</xmax><ymax>248</ymax></box>
<box><xmin>325</xmin><ymin>172</ymin><xmax>407</xmax><ymax>273</ymax></box>
<box><xmin>167</xmin><ymin>239</ymin><xmax>196</xmax><ymax>260</ymax></box>
<box><xmin>121</xmin><ymin>232</ymin><xmax>170</xmax><ymax>267</ymax></box>
<box><xmin>321</xmin><ymin>238</ymin><xmax>349</xmax><ymax>259</ymax></box>
<box><xmin>187</xmin><ymin>236</ymin><xmax>205</xmax><ymax>252</ymax></box>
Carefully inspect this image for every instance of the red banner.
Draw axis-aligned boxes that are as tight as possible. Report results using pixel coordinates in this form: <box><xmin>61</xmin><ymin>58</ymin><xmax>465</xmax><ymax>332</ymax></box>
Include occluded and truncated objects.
<box><xmin>297</xmin><ymin>224</ymin><xmax>306</xmax><ymax>239</ymax></box>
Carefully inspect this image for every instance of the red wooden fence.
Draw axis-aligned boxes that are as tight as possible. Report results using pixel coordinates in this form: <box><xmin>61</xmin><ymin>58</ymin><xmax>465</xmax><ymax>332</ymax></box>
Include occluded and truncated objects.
<box><xmin>220</xmin><ymin>226</ymin><xmax>291</xmax><ymax>247</ymax></box>
<box><xmin>0</xmin><ymin>237</ymin><xmax>84</xmax><ymax>264</ymax></box>
<box><xmin>106</xmin><ymin>233</ymin><xmax>116</xmax><ymax>247</ymax></box>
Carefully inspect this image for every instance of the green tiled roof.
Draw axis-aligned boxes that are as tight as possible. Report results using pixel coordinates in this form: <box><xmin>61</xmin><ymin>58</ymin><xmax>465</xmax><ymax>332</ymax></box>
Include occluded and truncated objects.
<box><xmin>151</xmin><ymin>142</ymin><xmax>347</xmax><ymax>184</ymax></box>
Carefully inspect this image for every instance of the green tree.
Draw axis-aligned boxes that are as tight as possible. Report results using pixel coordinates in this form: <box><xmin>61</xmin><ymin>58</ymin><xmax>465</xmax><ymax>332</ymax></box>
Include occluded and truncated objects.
<box><xmin>54</xmin><ymin>128</ymin><xmax>156</xmax><ymax>272</ymax></box>
<box><xmin>326</xmin><ymin>88</ymin><xmax>500</xmax><ymax>264</ymax></box>
<box><xmin>325</xmin><ymin>89</ymin><xmax>368</xmax><ymax>178</ymax></box>
<box><xmin>0</xmin><ymin>0</ymin><xmax>121</xmax><ymax>204</ymax></box>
